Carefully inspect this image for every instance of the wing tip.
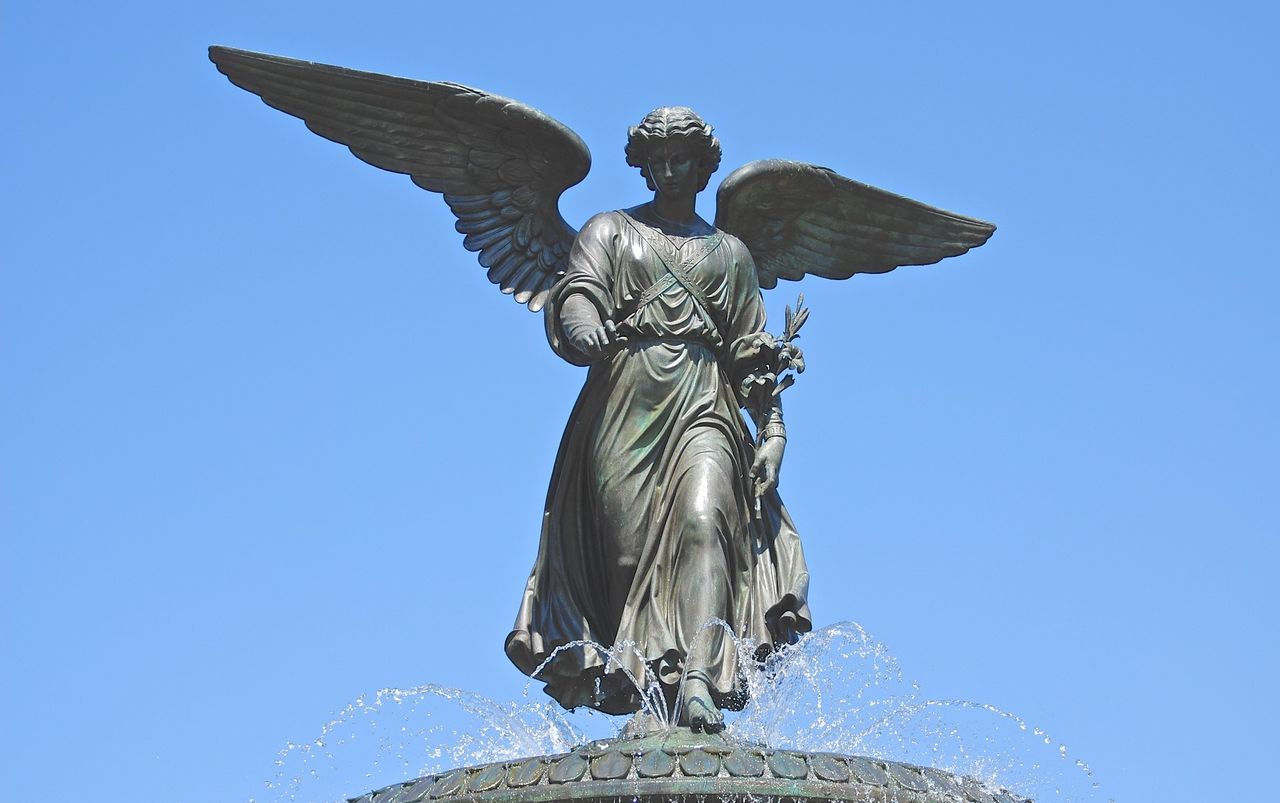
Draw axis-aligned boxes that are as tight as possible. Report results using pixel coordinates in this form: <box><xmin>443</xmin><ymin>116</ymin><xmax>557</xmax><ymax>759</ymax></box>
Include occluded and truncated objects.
<box><xmin>208</xmin><ymin>44</ymin><xmax>258</xmax><ymax>68</ymax></box>
<box><xmin>968</xmin><ymin>220</ymin><xmax>997</xmax><ymax>248</ymax></box>
<box><xmin>207</xmin><ymin>44</ymin><xmax>233</xmax><ymax>72</ymax></box>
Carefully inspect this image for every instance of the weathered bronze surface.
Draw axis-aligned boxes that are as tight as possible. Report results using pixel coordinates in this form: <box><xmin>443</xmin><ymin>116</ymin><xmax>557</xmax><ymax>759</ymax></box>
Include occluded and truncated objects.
<box><xmin>347</xmin><ymin>731</ymin><xmax>1030</xmax><ymax>803</ymax></box>
<box><xmin>207</xmin><ymin>47</ymin><xmax>995</xmax><ymax>733</ymax></box>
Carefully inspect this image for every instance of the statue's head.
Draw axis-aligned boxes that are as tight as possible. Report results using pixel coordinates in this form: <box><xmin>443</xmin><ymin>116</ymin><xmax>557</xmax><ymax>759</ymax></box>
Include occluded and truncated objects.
<box><xmin>625</xmin><ymin>107</ymin><xmax>722</xmax><ymax>194</ymax></box>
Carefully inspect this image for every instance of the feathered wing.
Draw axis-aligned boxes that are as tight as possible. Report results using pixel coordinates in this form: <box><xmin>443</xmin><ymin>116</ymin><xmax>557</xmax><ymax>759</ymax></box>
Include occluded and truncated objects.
<box><xmin>714</xmin><ymin>160</ymin><xmax>995</xmax><ymax>289</ymax></box>
<box><xmin>209</xmin><ymin>46</ymin><xmax>591</xmax><ymax>311</ymax></box>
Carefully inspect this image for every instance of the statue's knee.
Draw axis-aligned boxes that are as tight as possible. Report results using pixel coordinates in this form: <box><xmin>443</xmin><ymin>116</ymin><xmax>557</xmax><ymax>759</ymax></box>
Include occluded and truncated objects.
<box><xmin>682</xmin><ymin>509</ymin><xmax>723</xmax><ymax>553</ymax></box>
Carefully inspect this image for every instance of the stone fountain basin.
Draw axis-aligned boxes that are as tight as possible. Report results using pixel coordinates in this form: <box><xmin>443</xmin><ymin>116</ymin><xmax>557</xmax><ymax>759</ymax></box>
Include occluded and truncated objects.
<box><xmin>349</xmin><ymin>728</ymin><xmax>1029</xmax><ymax>803</ymax></box>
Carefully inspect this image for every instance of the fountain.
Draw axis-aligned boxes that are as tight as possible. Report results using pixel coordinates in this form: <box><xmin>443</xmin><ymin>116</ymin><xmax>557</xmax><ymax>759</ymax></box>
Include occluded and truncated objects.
<box><xmin>203</xmin><ymin>45</ymin><xmax>1051</xmax><ymax>803</ymax></box>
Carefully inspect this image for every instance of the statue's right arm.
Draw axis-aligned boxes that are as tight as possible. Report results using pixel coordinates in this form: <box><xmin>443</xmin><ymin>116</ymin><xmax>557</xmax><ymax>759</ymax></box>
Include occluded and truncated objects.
<box><xmin>546</xmin><ymin>213</ymin><xmax>625</xmax><ymax>364</ymax></box>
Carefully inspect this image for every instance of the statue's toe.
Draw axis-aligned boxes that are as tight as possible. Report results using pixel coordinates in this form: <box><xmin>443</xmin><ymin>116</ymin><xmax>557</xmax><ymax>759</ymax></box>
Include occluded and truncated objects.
<box><xmin>683</xmin><ymin>689</ymin><xmax>724</xmax><ymax>733</ymax></box>
<box><xmin>690</xmin><ymin>708</ymin><xmax>725</xmax><ymax>733</ymax></box>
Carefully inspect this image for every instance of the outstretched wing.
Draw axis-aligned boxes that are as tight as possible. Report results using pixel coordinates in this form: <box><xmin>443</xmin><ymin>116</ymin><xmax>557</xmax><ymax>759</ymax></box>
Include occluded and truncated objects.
<box><xmin>209</xmin><ymin>46</ymin><xmax>591</xmax><ymax>311</ymax></box>
<box><xmin>714</xmin><ymin>160</ymin><xmax>995</xmax><ymax>289</ymax></box>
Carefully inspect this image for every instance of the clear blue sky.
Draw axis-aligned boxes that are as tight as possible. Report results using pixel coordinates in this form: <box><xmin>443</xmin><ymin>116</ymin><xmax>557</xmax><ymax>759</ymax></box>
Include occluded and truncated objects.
<box><xmin>2</xmin><ymin>2</ymin><xmax>1276</xmax><ymax>802</ymax></box>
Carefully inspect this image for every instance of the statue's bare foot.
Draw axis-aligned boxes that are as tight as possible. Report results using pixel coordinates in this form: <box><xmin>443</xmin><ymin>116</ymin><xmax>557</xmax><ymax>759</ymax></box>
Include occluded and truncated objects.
<box><xmin>678</xmin><ymin>676</ymin><xmax>724</xmax><ymax>733</ymax></box>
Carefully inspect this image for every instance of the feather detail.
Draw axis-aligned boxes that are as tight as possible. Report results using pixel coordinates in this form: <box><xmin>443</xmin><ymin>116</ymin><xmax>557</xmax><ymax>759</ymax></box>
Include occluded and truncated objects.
<box><xmin>487</xmin><ymin>250</ymin><xmax>527</xmax><ymax>285</ymax></box>
<box><xmin>465</xmin><ymin>225</ymin><xmax>513</xmax><ymax>254</ymax></box>
<box><xmin>503</xmin><ymin>255</ymin><xmax>544</xmax><ymax>295</ymax></box>
<box><xmin>454</xmin><ymin>212</ymin><xmax>507</xmax><ymax>235</ymax></box>
<box><xmin>475</xmin><ymin>235</ymin><xmax>515</xmax><ymax>266</ymax></box>
<box><xmin>443</xmin><ymin>193</ymin><xmax>491</xmax><ymax>213</ymax></box>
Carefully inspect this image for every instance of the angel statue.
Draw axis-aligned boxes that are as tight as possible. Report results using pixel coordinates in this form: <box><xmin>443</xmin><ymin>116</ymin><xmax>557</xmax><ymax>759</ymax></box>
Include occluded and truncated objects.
<box><xmin>209</xmin><ymin>46</ymin><xmax>995</xmax><ymax>733</ymax></box>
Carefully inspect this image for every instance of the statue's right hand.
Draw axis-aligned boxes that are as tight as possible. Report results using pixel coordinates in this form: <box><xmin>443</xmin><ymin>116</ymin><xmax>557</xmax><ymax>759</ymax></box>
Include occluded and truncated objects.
<box><xmin>569</xmin><ymin>319</ymin><xmax>627</xmax><ymax>361</ymax></box>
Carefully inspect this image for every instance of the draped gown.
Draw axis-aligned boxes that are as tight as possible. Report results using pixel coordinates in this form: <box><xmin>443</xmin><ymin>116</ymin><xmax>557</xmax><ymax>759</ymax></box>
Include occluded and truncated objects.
<box><xmin>505</xmin><ymin>208</ymin><xmax>811</xmax><ymax>714</ymax></box>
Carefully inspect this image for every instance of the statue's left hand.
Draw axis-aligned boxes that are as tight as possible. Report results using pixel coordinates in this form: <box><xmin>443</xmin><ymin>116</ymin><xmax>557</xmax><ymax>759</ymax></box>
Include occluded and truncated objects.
<box><xmin>730</xmin><ymin>332</ymin><xmax>780</xmax><ymax>367</ymax></box>
<box><xmin>750</xmin><ymin>436</ymin><xmax>786</xmax><ymax>498</ymax></box>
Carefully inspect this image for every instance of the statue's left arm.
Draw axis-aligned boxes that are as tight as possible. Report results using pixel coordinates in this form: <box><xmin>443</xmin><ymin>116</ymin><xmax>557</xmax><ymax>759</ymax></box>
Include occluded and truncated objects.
<box><xmin>747</xmin><ymin>398</ymin><xmax>787</xmax><ymax>498</ymax></box>
<box><xmin>721</xmin><ymin>237</ymin><xmax>788</xmax><ymax>497</ymax></box>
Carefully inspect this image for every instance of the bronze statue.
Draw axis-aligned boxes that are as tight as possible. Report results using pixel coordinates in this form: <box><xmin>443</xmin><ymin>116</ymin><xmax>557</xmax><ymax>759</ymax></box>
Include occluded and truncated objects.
<box><xmin>209</xmin><ymin>46</ymin><xmax>995</xmax><ymax>734</ymax></box>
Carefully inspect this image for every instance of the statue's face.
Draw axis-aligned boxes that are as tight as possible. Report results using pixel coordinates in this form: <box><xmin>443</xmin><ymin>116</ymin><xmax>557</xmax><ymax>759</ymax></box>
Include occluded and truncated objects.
<box><xmin>646</xmin><ymin>139</ymin><xmax>700</xmax><ymax>200</ymax></box>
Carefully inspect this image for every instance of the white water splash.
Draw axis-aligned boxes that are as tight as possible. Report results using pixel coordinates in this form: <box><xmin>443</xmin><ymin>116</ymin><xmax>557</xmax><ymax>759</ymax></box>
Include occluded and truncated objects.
<box><xmin>722</xmin><ymin>622</ymin><xmax>1104</xmax><ymax>802</ymax></box>
<box><xmin>252</xmin><ymin>621</ymin><xmax>1106</xmax><ymax>803</ymax></box>
<box><xmin>253</xmin><ymin>684</ymin><xmax>616</xmax><ymax>803</ymax></box>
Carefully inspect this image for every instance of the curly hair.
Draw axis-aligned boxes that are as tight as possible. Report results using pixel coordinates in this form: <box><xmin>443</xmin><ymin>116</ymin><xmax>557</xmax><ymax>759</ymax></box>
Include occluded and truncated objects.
<box><xmin>625</xmin><ymin>106</ymin><xmax>722</xmax><ymax>192</ymax></box>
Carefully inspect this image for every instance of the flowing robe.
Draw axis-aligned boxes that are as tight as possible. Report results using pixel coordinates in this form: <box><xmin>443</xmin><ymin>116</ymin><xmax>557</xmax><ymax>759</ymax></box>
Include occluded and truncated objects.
<box><xmin>505</xmin><ymin>209</ymin><xmax>811</xmax><ymax>714</ymax></box>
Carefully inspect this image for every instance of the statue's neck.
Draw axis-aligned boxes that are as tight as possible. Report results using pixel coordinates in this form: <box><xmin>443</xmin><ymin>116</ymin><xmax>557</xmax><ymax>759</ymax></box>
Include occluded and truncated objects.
<box><xmin>650</xmin><ymin>194</ymin><xmax>698</xmax><ymax>226</ymax></box>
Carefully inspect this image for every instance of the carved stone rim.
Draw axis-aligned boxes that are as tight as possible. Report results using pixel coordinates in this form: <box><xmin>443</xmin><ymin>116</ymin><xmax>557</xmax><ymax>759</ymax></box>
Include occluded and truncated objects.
<box><xmin>348</xmin><ymin>730</ymin><xmax>1030</xmax><ymax>803</ymax></box>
